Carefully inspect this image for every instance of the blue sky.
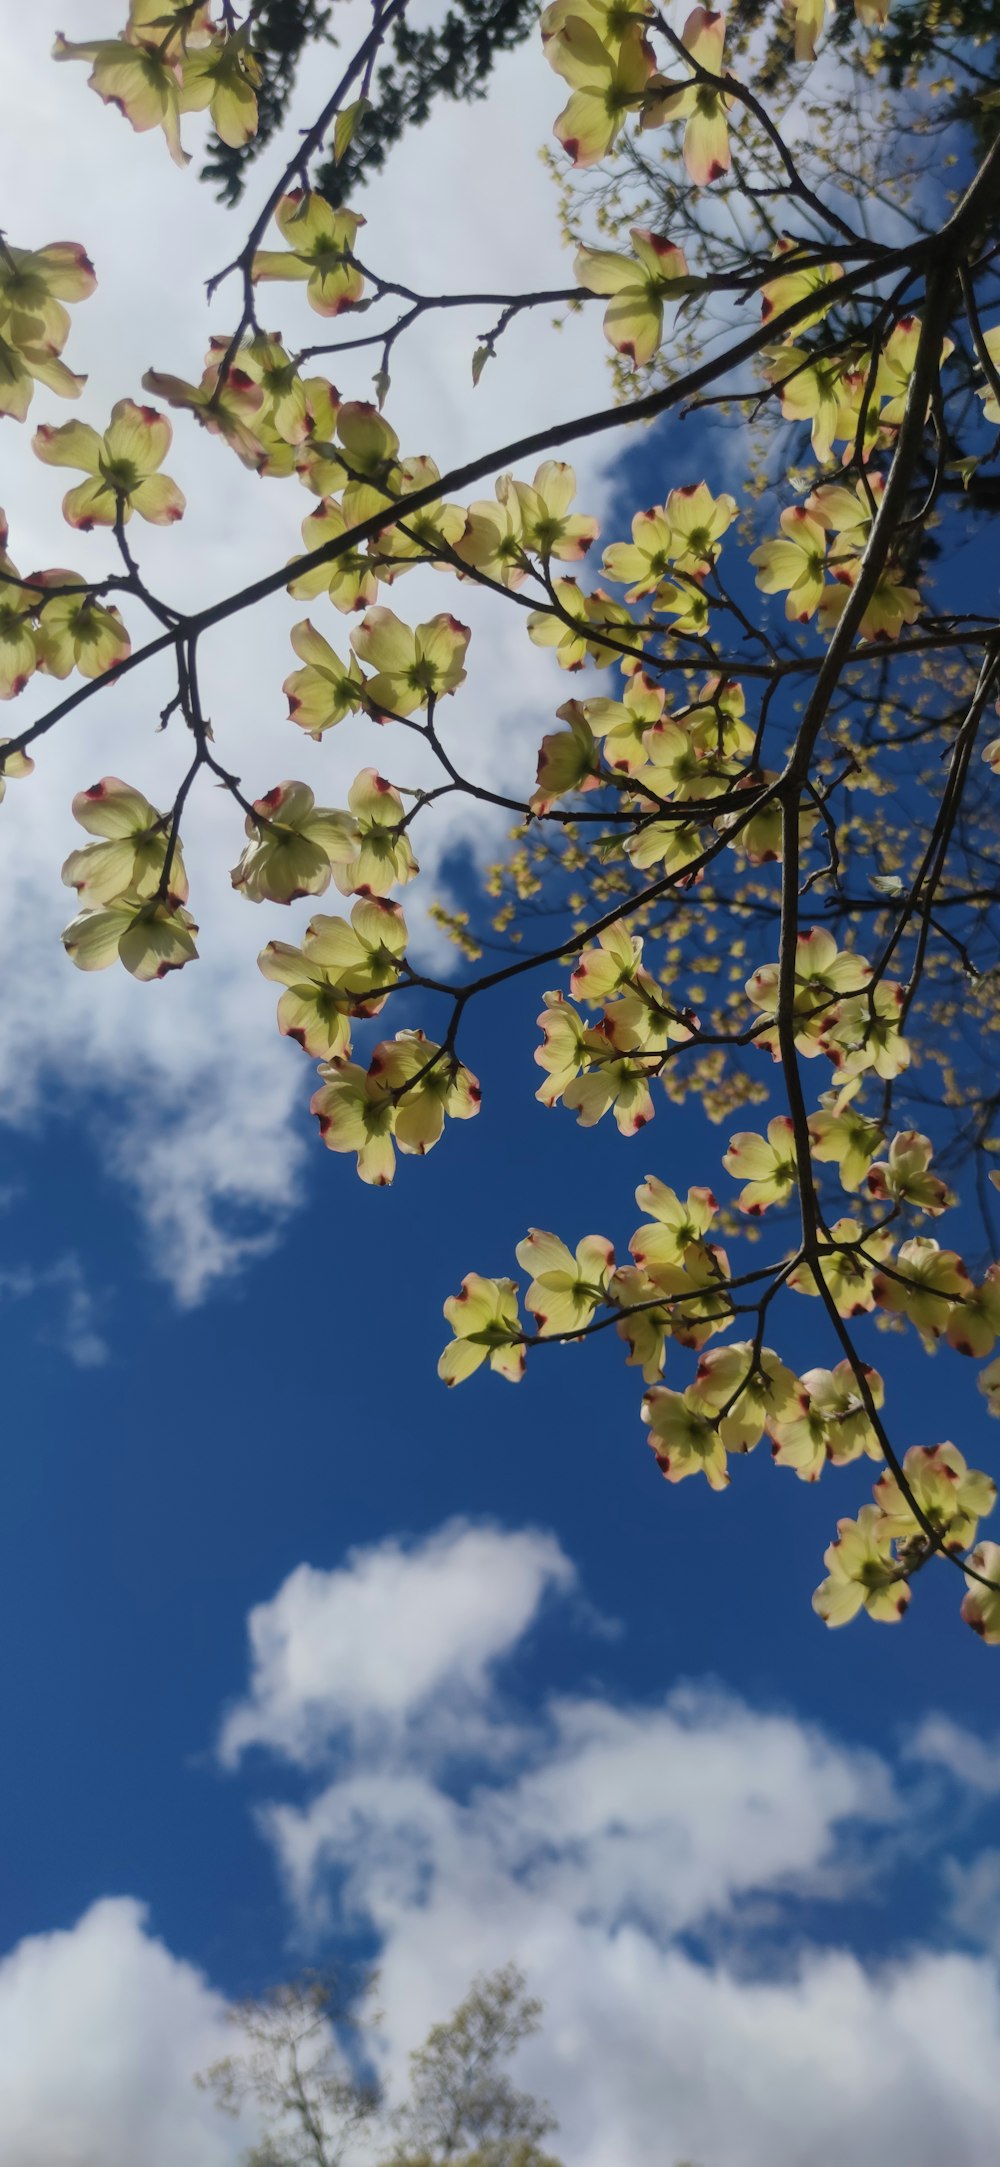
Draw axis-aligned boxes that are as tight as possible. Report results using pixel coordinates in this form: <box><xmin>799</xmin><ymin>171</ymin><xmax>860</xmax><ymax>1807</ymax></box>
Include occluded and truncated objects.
<box><xmin>3</xmin><ymin>7</ymin><xmax>1000</xmax><ymax>2165</ymax></box>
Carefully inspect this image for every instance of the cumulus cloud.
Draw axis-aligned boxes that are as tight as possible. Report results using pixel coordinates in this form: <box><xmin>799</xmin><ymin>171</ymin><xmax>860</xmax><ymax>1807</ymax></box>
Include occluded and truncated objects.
<box><xmin>2</xmin><ymin>1527</ymin><xmax>1000</xmax><ymax>2166</ymax></box>
<box><xmin>218</xmin><ymin>1518</ymin><xmax>575</xmax><ymax>1766</ymax></box>
<box><xmin>209</xmin><ymin>1513</ymin><xmax>1000</xmax><ymax>2167</ymax></box>
<box><xmin>0</xmin><ymin>1897</ymin><xmax>249</xmax><ymax>2167</ymax></box>
<box><xmin>0</xmin><ymin>5</ymin><xmax>619</xmax><ymax>1303</ymax></box>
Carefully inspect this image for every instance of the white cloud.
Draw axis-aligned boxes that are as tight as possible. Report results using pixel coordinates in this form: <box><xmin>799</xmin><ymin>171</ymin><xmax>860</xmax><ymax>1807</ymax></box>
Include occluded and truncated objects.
<box><xmin>0</xmin><ymin>1253</ymin><xmax>108</xmax><ymax>1367</ymax></box>
<box><xmin>0</xmin><ymin>1898</ymin><xmax>249</xmax><ymax>2167</ymax></box>
<box><xmin>2</xmin><ymin>1530</ymin><xmax>1000</xmax><ymax>2167</ymax></box>
<box><xmin>944</xmin><ymin>1849</ymin><xmax>1000</xmax><ymax>1957</ymax></box>
<box><xmin>217</xmin><ymin>1516</ymin><xmax>1000</xmax><ymax>2167</ymax></box>
<box><xmin>0</xmin><ymin>5</ymin><xmax>620</xmax><ymax>1304</ymax></box>
<box><xmin>218</xmin><ymin>1518</ymin><xmax>574</xmax><ymax>1766</ymax></box>
<box><xmin>908</xmin><ymin>1713</ymin><xmax>1000</xmax><ymax>1795</ymax></box>
<box><xmin>258</xmin><ymin>1703</ymin><xmax>1000</xmax><ymax>2167</ymax></box>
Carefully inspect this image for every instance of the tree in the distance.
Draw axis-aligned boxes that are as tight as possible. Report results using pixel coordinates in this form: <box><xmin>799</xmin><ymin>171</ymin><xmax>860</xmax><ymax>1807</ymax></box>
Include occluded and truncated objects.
<box><xmin>382</xmin><ymin>1963</ymin><xmax>561</xmax><ymax>2167</ymax></box>
<box><xmin>197</xmin><ymin>1964</ymin><xmax>563</xmax><ymax>2167</ymax></box>
<box><xmin>197</xmin><ymin>1970</ymin><xmax>382</xmax><ymax>2167</ymax></box>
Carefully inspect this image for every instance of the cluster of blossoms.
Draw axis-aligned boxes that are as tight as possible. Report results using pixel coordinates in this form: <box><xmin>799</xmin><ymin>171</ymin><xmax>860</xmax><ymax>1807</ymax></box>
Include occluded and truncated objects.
<box><xmin>528</xmin><ymin>921</ymin><xmax>909</xmax><ymax>1149</ymax></box>
<box><xmin>542</xmin><ymin>0</ymin><xmax>732</xmax><ymax>184</ymax></box>
<box><xmin>0</xmin><ymin>508</ymin><xmax>130</xmax><ymax>703</ymax></box>
<box><xmin>0</xmin><ymin>235</ymin><xmax>95</xmax><ymax>424</ymax></box>
<box><xmin>56</xmin><ymin>0</ymin><xmax>262</xmax><ymax>167</ymax></box>
<box><xmin>60</xmin><ymin>778</ymin><xmax>198</xmax><ymax>981</ymax></box>
<box><xmin>438</xmin><ymin>1134</ymin><xmax>1000</xmax><ymax>1634</ymax></box>
<box><xmin>7</xmin><ymin>0</ymin><xmax>1000</xmax><ymax>1647</ymax></box>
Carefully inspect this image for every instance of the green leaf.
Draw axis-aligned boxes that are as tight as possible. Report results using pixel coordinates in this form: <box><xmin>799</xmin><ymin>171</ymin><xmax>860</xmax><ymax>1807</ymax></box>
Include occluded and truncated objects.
<box><xmin>332</xmin><ymin>96</ymin><xmax>370</xmax><ymax>165</ymax></box>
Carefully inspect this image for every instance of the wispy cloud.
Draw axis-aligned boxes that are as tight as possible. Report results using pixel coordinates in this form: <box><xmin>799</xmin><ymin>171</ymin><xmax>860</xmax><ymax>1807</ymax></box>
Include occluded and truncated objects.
<box><xmin>0</xmin><ymin>1253</ymin><xmax>108</xmax><ymax>1368</ymax></box>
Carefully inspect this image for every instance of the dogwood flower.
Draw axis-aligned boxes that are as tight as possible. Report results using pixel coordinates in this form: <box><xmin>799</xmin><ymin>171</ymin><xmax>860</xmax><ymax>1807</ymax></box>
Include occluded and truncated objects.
<box><xmin>824</xmin><ymin>978</ymin><xmax>910</xmax><ymax>1082</ymax></box>
<box><xmin>691</xmin><ymin>1342</ymin><xmax>802</xmax><ymax>1452</ymax></box>
<box><xmin>946</xmin><ymin>1266</ymin><xmax>1000</xmax><ymax>1360</ymax></box>
<box><xmin>54</xmin><ymin>31</ymin><xmax>193</xmax><ymax>165</ymax></box>
<box><xmin>33</xmin><ymin>400</ymin><xmax>184</xmax><ymax>529</ymax></box>
<box><xmin>874</xmin><ymin>1445</ymin><xmax>996</xmax><ymax>1557</ymax></box>
<box><xmin>179</xmin><ymin>25</ymin><xmax>261</xmax><ymax>149</ymax></box>
<box><xmin>562</xmin><ymin>1046</ymin><xmax>656</xmax><ymax>1134</ymax></box>
<box><xmin>310</xmin><ymin>1057</ymin><xmax>397</xmax><ymax>1183</ymax></box>
<box><xmin>350</xmin><ymin>608</ymin><xmax>470</xmax><ymax>716</ymax></box>
<box><xmin>807</xmin><ymin>1091</ymin><xmax>883</xmax><ymax>1192</ymax></box>
<box><xmin>873</xmin><ymin>1236</ymin><xmax>972</xmax><ymax>1347</ymax></box>
<box><xmin>534</xmin><ymin>992</ymin><xmax>591</xmax><ymax>1107</ymax></box>
<box><xmin>749</xmin><ymin>506</ymin><xmax>828</xmax><ymax>622</ymax></box>
<box><xmin>141</xmin><ymin>358</ymin><xmax>266</xmax><ymax>468</ymax></box>
<box><xmin>0</xmin><ymin>739</ymin><xmax>34</xmax><ymax>804</ymax></box>
<box><xmin>574</xmin><ymin>231</ymin><xmax>693</xmax><ymax>366</ymax></box>
<box><xmin>772</xmin><ymin>1361</ymin><xmax>883</xmax><ymax>1478</ymax></box>
<box><xmin>283</xmin><ymin>619</ymin><xmax>364</xmax><ymax>738</ymax></box>
<box><xmin>579</xmin><ymin>674</ymin><xmax>665</xmax><ymax>776</ymax></box>
<box><xmin>531</xmin><ymin>706</ymin><xmax>601</xmax><ymax>812</ymax></box>
<box><xmin>33</xmin><ymin>574</ymin><xmax>130</xmax><ymax>681</ymax></box>
<box><xmin>527</xmin><ymin>581</ymin><xmax>631</xmax><ymax>669</ymax></box>
<box><xmin>0</xmin><ymin>528</ymin><xmax>43</xmax><ymax>697</ymax></box>
<box><xmin>258</xmin><ymin>896</ymin><xmax>405</xmax><ymax>1056</ymax></box>
<box><xmin>438</xmin><ymin>1274</ymin><xmax>525</xmax><ymax>1384</ymax></box>
<box><xmin>0</xmin><ymin>328</ymin><xmax>85</xmax><ymax>424</ymax></box>
<box><xmin>805</xmin><ymin>1361</ymin><xmax>884</xmax><ymax>1463</ymax></box>
<box><xmin>808</xmin><ymin>473</ymin><xmax>884</xmax><ymax>564</ymax></box>
<box><xmin>667</xmin><ymin>482</ymin><xmax>739</xmax><ymax>573</ymax></box>
<box><xmin>0</xmin><ymin>240</ymin><xmax>95</xmax><ymax>355</ymax></box>
<box><xmin>230</xmin><ymin>781</ymin><xmax>354</xmax><ymax>904</ymax></box>
<box><xmin>817</xmin><ymin>569</ymin><xmax>921</xmax><ymax>643</ymax></box>
<box><xmin>368</xmin><ymin>1030</ymin><xmax>481</xmax><ymax>1154</ymax></box>
<box><xmin>256</xmin><ymin>933</ymin><xmax>361</xmax><ymax>1062</ymax></box>
<box><xmin>288</xmin><ymin>498</ymin><xmax>379</xmax><ymax>614</ymax></box>
<box><xmin>746</xmin><ymin>928</ymin><xmax>870</xmax><ymax>1056</ymax></box>
<box><xmin>962</xmin><ymin>1543</ymin><xmax>1000</xmax><ymax>1642</ymax></box>
<box><xmin>62</xmin><ymin>893</ymin><xmax>198</xmax><ymax>979</ymax></box>
<box><xmin>506</xmin><ymin>462</ymin><xmax>600</xmax><ymax>560</ymax></box>
<box><xmin>723</xmin><ymin>1116</ymin><xmax>797</xmax><ymax>1214</ymax></box>
<box><xmin>643</xmin><ymin>1383</ymin><xmax>730</xmax><ymax>1489</ymax></box>
<box><xmin>61</xmin><ymin>775</ymin><xmax>186</xmax><ymax>906</ymax></box>
<box><xmin>608</xmin><ymin>1265</ymin><xmax>673</xmax><ymax>1380</ymax></box>
<box><xmin>866</xmin><ymin>1131</ymin><xmax>953</xmax><ymax>1216</ymax></box>
<box><xmin>454</xmin><ymin>486</ymin><xmax>527</xmax><ymax>587</ymax></box>
<box><xmin>812</xmin><ymin>1505</ymin><xmax>910</xmax><ymax>1626</ymax></box>
<box><xmin>761</xmin><ymin>345</ymin><xmax>856</xmax><ymax>464</ymax></box>
<box><xmin>370</xmin><ymin>455</ymin><xmax>466</xmax><ymax>578</ymax></box>
<box><xmin>570</xmin><ymin>922</ymin><xmax>643</xmax><ymax>1004</ymax></box>
<box><xmin>516</xmin><ymin>1229</ymin><xmax>615</xmax><ymax>1335</ymax></box>
<box><xmin>603</xmin><ymin>483</ymin><xmax>736</xmax><ymax>596</ymax></box>
<box><xmin>324</xmin><ymin>769</ymin><xmax>418</xmax><ymax>897</ymax></box>
<box><xmin>629</xmin><ymin>1177</ymin><xmax>718</xmax><ymax>1273</ymax></box>
<box><xmin>788</xmin><ymin>1219</ymin><xmax>893</xmax><ymax>1316</ymax></box>
<box><xmin>252</xmin><ymin>194</ymin><xmax>365</xmax><ymax>316</ymax></box>
<box><xmin>760</xmin><ymin>239</ymin><xmax>843</xmax><ymax>325</ymax></box>
<box><xmin>549</xmin><ymin>19</ymin><xmax>655</xmax><ymax>167</ymax></box>
<box><xmin>641</xmin><ymin>7</ymin><xmax>732</xmax><ymax>185</ymax></box>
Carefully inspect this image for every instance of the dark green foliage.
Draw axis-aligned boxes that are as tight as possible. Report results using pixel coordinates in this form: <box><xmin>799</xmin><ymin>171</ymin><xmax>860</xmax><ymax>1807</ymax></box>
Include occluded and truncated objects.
<box><xmin>200</xmin><ymin>0</ymin><xmax>539</xmax><ymax>209</ymax></box>
<box><xmin>202</xmin><ymin>0</ymin><xmax>335</xmax><ymax>205</ymax></box>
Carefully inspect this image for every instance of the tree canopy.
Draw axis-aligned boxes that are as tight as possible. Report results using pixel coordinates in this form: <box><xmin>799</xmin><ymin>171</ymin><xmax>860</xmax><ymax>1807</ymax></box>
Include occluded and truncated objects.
<box><xmin>4</xmin><ymin>0</ymin><xmax>1000</xmax><ymax>1642</ymax></box>
<box><xmin>198</xmin><ymin>1963</ymin><xmax>563</xmax><ymax>2166</ymax></box>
